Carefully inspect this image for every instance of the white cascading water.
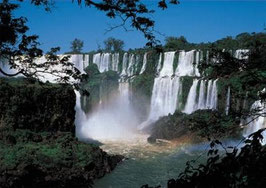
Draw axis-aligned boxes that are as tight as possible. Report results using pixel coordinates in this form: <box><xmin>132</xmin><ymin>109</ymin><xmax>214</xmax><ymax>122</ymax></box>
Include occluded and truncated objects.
<box><xmin>197</xmin><ymin>80</ymin><xmax>206</xmax><ymax>109</ymax></box>
<box><xmin>194</xmin><ymin>51</ymin><xmax>201</xmax><ymax>77</ymax></box>
<box><xmin>74</xmin><ymin>90</ymin><xmax>87</xmax><ymax>139</ymax></box>
<box><xmin>78</xmin><ymin>82</ymin><xmax>139</xmax><ymax>141</ymax></box>
<box><xmin>184</xmin><ymin>79</ymin><xmax>199</xmax><ymax>114</ymax></box>
<box><xmin>101</xmin><ymin>53</ymin><xmax>111</xmax><ymax>72</ymax></box>
<box><xmin>127</xmin><ymin>54</ymin><xmax>135</xmax><ymax>77</ymax></box>
<box><xmin>206</xmin><ymin>79</ymin><xmax>213</xmax><ymax>108</ymax></box>
<box><xmin>235</xmin><ymin>49</ymin><xmax>249</xmax><ymax>59</ymax></box>
<box><xmin>83</xmin><ymin>54</ymin><xmax>89</xmax><ymax>69</ymax></box>
<box><xmin>93</xmin><ymin>53</ymin><xmax>120</xmax><ymax>73</ymax></box>
<box><xmin>243</xmin><ymin>100</ymin><xmax>266</xmax><ymax>144</ymax></box>
<box><xmin>111</xmin><ymin>53</ymin><xmax>119</xmax><ymax>72</ymax></box>
<box><xmin>156</xmin><ymin>53</ymin><xmax>162</xmax><ymax>73</ymax></box>
<box><xmin>121</xmin><ymin>53</ymin><xmax>128</xmax><ymax>76</ymax></box>
<box><xmin>135</xmin><ymin>55</ymin><xmax>140</xmax><ymax>74</ymax></box>
<box><xmin>184</xmin><ymin>79</ymin><xmax>218</xmax><ymax>114</ymax></box>
<box><xmin>138</xmin><ymin>52</ymin><xmax>182</xmax><ymax>129</ymax></box>
<box><xmin>225</xmin><ymin>87</ymin><xmax>231</xmax><ymax>115</ymax></box>
<box><xmin>205</xmin><ymin>79</ymin><xmax>218</xmax><ymax>110</ymax></box>
<box><xmin>1</xmin><ymin>54</ymin><xmax>85</xmax><ymax>83</ymax></box>
<box><xmin>70</xmin><ymin>54</ymin><xmax>85</xmax><ymax>73</ymax></box>
<box><xmin>175</xmin><ymin>50</ymin><xmax>199</xmax><ymax>76</ymax></box>
<box><xmin>139</xmin><ymin>53</ymin><xmax>147</xmax><ymax>74</ymax></box>
<box><xmin>93</xmin><ymin>53</ymin><xmax>111</xmax><ymax>73</ymax></box>
<box><xmin>93</xmin><ymin>53</ymin><xmax>101</xmax><ymax>71</ymax></box>
<box><xmin>139</xmin><ymin>50</ymin><xmax>208</xmax><ymax>129</ymax></box>
<box><xmin>159</xmin><ymin>52</ymin><xmax>175</xmax><ymax>77</ymax></box>
<box><xmin>211</xmin><ymin>79</ymin><xmax>218</xmax><ymax>109</ymax></box>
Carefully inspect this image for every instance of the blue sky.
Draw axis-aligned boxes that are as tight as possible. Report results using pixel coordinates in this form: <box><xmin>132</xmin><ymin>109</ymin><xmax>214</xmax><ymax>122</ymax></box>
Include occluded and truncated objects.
<box><xmin>14</xmin><ymin>0</ymin><xmax>266</xmax><ymax>53</ymax></box>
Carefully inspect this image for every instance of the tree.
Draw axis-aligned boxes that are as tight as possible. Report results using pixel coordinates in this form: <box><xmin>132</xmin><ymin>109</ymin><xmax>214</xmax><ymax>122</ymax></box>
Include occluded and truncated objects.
<box><xmin>70</xmin><ymin>38</ymin><xmax>84</xmax><ymax>53</ymax></box>
<box><xmin>166</xmin><ymin>129</ymin><xmax>266</xmax><ymax>188</ymax></box>
<box><xmin>104</xmin><ymin>37</ymin><xmax>124</xmax><ymax>51</ymax></box>
<box><xmin>0</xmin><ymin>0</ymin><xmax>82</xmax><ymax>85</ymax></box>
<box><xmin>0</xmin><ymin>0</ymin><xmax>179</xmax><ymax>82</ymax></box>
<box><xmin>164</xmin><ymin>36</ymin><xmax>192</xmax><ymax>50</ymax></box>
<box><xmin>163</xmin><ymin>35</ymin><xmax>266</xmax><ymax>188</ymax></box>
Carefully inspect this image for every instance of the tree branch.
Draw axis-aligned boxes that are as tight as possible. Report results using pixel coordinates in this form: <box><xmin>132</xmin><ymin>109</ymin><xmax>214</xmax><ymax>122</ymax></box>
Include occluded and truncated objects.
<box><xmin>0</xmin><ymin>67</ymin><xmax>22</xmax><ymax>77</ymax></box>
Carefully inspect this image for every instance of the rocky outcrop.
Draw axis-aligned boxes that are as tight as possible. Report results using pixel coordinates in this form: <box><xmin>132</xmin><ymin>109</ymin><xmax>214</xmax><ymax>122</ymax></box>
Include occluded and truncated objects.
<box><xmin>0</xmin><ymin>78</ymin><xmax>76</xmax><ymax>133</ymax></box>
<box><xmin>0</xmin><ymin>130</ymin><xmax>123</xmax><ymax>188</ymax></box>
<box><xmin>148</xmin><ymin>110</ymin><xmax>241</xmax><ymax>142</ymax></box>
<box><xmin>0</xmin><ymin>78</ymin><xmax>123</xmax><ymax>188</ymax></box>
<box><xmin>147</xmin><ymin>112</ymin><xmax>191</xmax><ymax>142</ymax></box>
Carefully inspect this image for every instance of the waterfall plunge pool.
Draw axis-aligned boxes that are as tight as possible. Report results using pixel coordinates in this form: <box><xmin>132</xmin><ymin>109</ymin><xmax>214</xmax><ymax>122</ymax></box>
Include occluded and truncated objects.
<box><xmin>93</xmin><ymin>135</ymin><xmax>208</xmax><ymax>188</ymax></box>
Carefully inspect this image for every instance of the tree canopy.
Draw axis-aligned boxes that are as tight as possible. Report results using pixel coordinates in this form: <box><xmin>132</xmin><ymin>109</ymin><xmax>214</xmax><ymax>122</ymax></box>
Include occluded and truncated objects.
<box><xmin>70</xmin><ymin>38</ymin><xmax>84</xmax><ymax>54</ymax></box>
<box><xmin>0</xmin><ymin>0</ymin><xmax>178</xmax><ymax>82</ymax></box>
<box><xmin>104</xmin><ymin>37</ymin><xmax>124</xmax><ymax>52</ymax></box>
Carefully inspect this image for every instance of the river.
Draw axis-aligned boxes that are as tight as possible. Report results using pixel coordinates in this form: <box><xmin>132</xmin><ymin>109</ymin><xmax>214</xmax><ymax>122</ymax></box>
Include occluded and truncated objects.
<box><xmin>93</xmin><ymin>134</ymin><xmax>208</xmax><ymax>188</ymax></box>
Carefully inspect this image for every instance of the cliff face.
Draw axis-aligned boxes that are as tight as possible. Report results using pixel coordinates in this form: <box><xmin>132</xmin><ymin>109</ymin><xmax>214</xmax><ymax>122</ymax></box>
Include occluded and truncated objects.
<box><xmin>0</xmin><ymin>78</ymin><xmax>123</xmax><ymax>188</ymax></box>
<box><xmin>0</xmin><ymin>78</ymin><xmax>76</xmax><ymax>133</ymax></box>
<box><xmin>148</xmin><ymin>110</ymin><xmax>241</xmax><ymax>142</ymax></box>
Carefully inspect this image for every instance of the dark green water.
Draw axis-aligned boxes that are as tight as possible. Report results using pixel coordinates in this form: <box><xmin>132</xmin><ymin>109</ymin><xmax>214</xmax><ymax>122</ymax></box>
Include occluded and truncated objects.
<box><xmin>94</xmin><ymin>136</ymin><xmax>207</xmax><ymax>188</ymax></box>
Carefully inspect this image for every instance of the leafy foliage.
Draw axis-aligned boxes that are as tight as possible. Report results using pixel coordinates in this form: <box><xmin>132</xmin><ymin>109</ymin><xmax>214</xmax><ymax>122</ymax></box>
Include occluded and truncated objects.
<box><xmin>164</xmin><ymin>36</ymin><xmax>194</xmax><ymax>51</ymax></box>
<box><xmin>0</xmin><ymin>78</ymin><xmax>123</xmax><ymax>188</ymax></box>
<box><xmin>70</xmin><ymin>38</ymin><xmax>84</xmax><ymax>53</ymax></box>
<box><xmin>164</xmin><ymin>32</ymin><xmax>266</xmax><ymax>51</ymax></box>
<box><xmin>0</xmin><ymin>77</ymin><xmax>76</xmax><ymax>133</ymax></box>
<box><xmin>168</xmin><ymin>129</ymin><xmax>266</xmax><ymax>188</ymax></box>
<box><xmin>1</xmin><ymin>0</ymin><xmax>178</xmax><ymax>84</ymax></box>
<box><xmin>0</xmin><ymin>1</ymin><xmax>82</xmax><ymax>84</ymax></box>
<box><xmin>80</xmin><ymin>65</ymin><xmax>119</xmax><ymax>113</ymax></box>
<box><xmin>0</xmin><ymin>129</ymin><xmax>122</xmax><ymax>188</ymax></box>
<box><xmin>188</xmin><ymin>110</ymin><xmax>241</xmax><ymax>139</ymax></box>
<box><xmin>104</xmin><ymin>37</ymin><xmax>124</xmax><ymax>52</ymax></box>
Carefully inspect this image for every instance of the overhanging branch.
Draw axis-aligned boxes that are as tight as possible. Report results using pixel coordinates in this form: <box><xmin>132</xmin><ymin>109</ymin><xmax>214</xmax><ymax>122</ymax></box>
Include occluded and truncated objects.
<box><xmin>0</xmin><ymin>67</ymin><xmax>22</xmax><ymax>77</ymax></box>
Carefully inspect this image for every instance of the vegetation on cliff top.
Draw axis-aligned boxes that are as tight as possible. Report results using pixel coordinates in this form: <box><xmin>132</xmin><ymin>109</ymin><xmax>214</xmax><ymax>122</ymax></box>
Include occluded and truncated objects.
<box><xmin>0</xmin><ymin>78</ymin><xmax>123</xmax><ymax>188</ymax></box>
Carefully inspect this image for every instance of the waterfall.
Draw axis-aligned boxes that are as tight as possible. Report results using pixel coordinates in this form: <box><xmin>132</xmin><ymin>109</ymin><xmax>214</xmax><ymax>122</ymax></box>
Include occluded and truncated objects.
<box><xmin>111</xmin><ymin>53</ymin><xmax>119</xmax><ymax>72</ymax></box>
<box><xmin>74</xmin><ymin>90</ymin><xmax>87</xmax><ymax>139</ymax></box>
<box><xmin>138</xmin><ymin>50</ymin><xmax>220</xmax><ymax>129</ymax></box>
<box><xmin>83</xmin><ymin>54</ymin><xmax>89</xmax><ymax>69</ymax></box>
<box><xmin>101</xmin><ymin>53</ymin><xmax>111</xmax><ymax>72</ymax></box>
<box><xmin>159</xmin><ymin>52</ymin><xmax>175</xmax><ymax>77</ymax></box>
<box><xmin>139</xmin><ymin>53</ymin><xmax>147</xmax><ymax>74</ymax></box>
<box><xmin>206</xmin><ymin>79</ymin><xmax>218</xmax><ymax>110</ymax></box>
<box><xmin>78</xmin><ymin>82</ymin><xmax>139</xmax><ymax>141</ymax></box>
<box><xmin>135</xmin><ymin>55</ymin><xmax>140</xmax><ymax>73</ymax></box>
<box><xmin>197</xmin><ymin>80</ymin><xmax>206</xmax><ymax>109</ymax></box>
<box><xmin>210</xmin><ymin>79</ymin><xmax>218</xmax><ymax>109</ymax></box>
<box><xmin>127</xmin><ymin>54</ymin><xmax>135</xmax><ymax>77</ymax></box>
<box><xmin>243</xmin><ymin>100</ymin><xmax>266</xmax><ymax>144</ymax></box>
<box><xmin>93</xmin><ymin>53</ymin><xmax>101</xmax><ymax>71</ymax></box>
<box><xmin>195</xmin><ymin>51</ymin><xmax>201</xmax><ymax>77</ymax></box>
<box><xmin>121</xmin><ymin>53</ymin><xmax>128</xmax><ymax>76</ymax></box>
<box><xmin>93</xmin><ymin>53</ymin><xmax>111</xmax><ymax>73</ymax></box>
<box><xmin>156</xmin><ymin>53</ymin><xmax>162</xmax><ymax>73</ymax></box>
<box><xmin>175</xmin><ymin>50</ymin><xmax>199</xmax><ymax>76</ymax></box>
<box><xmin>70</xmin><ymin>54</ymin><xmax>84</xmax><ymax>73</ymax></box>
<box><xmin>225</xmin><ymin>87</ymin><xmax>231</xmax><ymax>115</ymax></box>
<box><xmin>184</xmin><ymin>79</ymin><xmax>199</xmax><ymax>114</ymax></box>
<box><xmin>206</xmin><ymin>80</ymin><xmax>213</xmax><ymax>109</ymax></box>
<box><xmin>184</xmin><ymin>79</ymin><xmax>218</xmax><ymax>114</ymax></box>
<box><xmin>148</xmin><ymin>76</ymin><xmax>181</xmax><ymax>120</ymax></box>
<box><xmin>138</xmin><ymin>52</ymin><xmax>182</xmax><ymax>129</ymax></box>
<box><xmin>235</xmin><ymin>49</ymin><xmax>249</xmax><ymax>59</ymax></box>
<box><xmin>0</xmin><ymin>54</ymin><xmax>85</xmax><ymax>82</ymax></box>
